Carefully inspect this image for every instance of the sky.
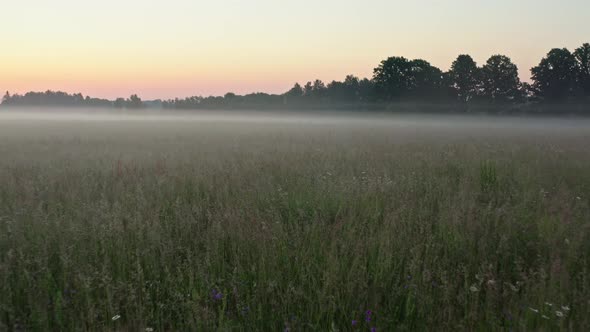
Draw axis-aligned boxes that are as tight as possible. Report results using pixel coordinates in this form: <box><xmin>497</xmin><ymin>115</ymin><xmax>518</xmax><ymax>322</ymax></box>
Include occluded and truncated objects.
<box><xmin>1</xmin><ymin>0</ymin><xmax>589</xmax><ymax>100</ymax></box>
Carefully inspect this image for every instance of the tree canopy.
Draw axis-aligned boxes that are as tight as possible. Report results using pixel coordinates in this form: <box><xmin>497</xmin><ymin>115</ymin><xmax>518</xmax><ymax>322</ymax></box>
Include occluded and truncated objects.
<box><xmin>531</xmin><ymin>48</ymin><xmax>578</xmax><ymax>101</ymax></box>
<box><xmin>480</xmin><ymin>55</ymin><xmax>522</xmax><ymax>103</ymax></box>
<box><xmin>3</xmin><ymin>42</ymin><xmax>590</xmax><ymax>113</ymax></box>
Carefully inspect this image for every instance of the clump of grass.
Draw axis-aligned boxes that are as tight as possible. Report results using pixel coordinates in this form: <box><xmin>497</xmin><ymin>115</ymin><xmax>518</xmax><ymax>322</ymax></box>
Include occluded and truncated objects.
<box><xmin>479</xmin><ymin>160</ymin><xmax>498</xmax><ymax>202</ymax></box>
<box><xmin>0</xmin><ymin>119</ymin><xmax>589</xmax><ymax>331</ymax></box>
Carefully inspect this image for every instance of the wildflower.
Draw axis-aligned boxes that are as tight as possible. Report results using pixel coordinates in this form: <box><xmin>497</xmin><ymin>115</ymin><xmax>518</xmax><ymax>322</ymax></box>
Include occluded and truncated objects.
<box><xmin>112</xmin><ymin>315</ymin><xmax>121</xmax><ymax>321</ymax></box>
<box><xmin>562</xmin><ymin>305</ymin><xmax>570</xmax><ymax>311</ymax></box>
<box><xmin>555</xmin><ymin>311</ymin><xmax>564</xmax><ymax>318</ymax></box>
<box><xmin>542</xmin><ymin>315</ymin><xmax>550</xmax><ymax>320</ymax></box>
<box><xmin>487</xmin><ymin>280</ymin><xmax>496</xmax><ymax>286</ymax></box>
<box><xmin>576</xmin><ymin>196</ymin><xmax>581</xmax><ymax>200</ymax></box>
<box><xmin>470</xmin><ymin>285</ymin><xmax>479</xmax><ymax>292</ymax></box>
<box><xmin>211</xmin><ymin>289</ymin><xmax>223</xmax><ymax>301</ymax></box>
<box><xmin>371</xmin><ymin>328</ymin><xmax>377</xmax><ymax>332</ymax></box>
<box><xmin>508</xmin><ymin>283</ymin><xmax>519</xmax><ymax>292</ymax></box>
<box><xmin>351</xmin><ymin>320</ymin><xmax>358</xmax><ymax>326</ymax></box>
<box><xmin>365</xmin><ymin>310</ymin><xmax>372</xmax><ymax>322</ymax></box>
<box><xmin>529</xmin><ymin>307</ymin><xmax>539</xmax><ymax>313</ymax></box>
<box><xmin>544</xmin><ymin>302</ymin><xmax>553</xmax><ymax>307</ymax></box>
<box><xmin>145</xmin><ymin>328</ymin><xmax>154</xmax><ymax>332</ymax></box>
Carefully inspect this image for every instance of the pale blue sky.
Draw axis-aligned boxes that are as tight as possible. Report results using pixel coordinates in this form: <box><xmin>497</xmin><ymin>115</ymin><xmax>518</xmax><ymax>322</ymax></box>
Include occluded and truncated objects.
<box><xmin>1</xmin><ymin>0</ymin><xmax>588</xmax><ymax>98</ymax></box>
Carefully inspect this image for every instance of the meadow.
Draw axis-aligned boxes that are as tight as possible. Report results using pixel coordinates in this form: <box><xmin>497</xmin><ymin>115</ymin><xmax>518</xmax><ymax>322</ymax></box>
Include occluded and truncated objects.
<box><xmin>0</xmin><ymin>110</ymin><xmax>589</xmax><ymax>331</ymax></box>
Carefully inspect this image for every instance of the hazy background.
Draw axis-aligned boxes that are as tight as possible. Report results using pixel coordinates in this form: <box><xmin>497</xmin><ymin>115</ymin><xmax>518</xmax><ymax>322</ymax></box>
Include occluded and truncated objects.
<box><xmin>1</xmin><ymin>0</ymin><xmax>589</xmax><ymax>99</ymax></box>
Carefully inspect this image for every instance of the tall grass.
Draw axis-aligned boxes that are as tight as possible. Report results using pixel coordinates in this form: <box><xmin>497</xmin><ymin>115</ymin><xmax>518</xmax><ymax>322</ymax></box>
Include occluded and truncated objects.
<box><xmin>0</xmin><ymin>117</ymin><xmax>589</xmax><ymax>331</ymax></box>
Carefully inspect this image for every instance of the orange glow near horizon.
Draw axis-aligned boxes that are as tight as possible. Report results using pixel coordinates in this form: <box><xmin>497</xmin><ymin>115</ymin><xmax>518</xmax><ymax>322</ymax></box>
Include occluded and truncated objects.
<box><xmin>1</xmin><ymin>0</ymin><xmax>588</xmax><ymax>99</ymax></box>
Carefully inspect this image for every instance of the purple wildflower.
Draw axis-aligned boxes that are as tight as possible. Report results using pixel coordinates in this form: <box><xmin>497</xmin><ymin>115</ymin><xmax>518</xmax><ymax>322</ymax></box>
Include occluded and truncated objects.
<box><xmin>211</xmin><ymin>289</ymin><xmax>223</xmax><ymax>301</ymax></box>
<box><xmin>365</xmin><ymin>310</ymin><xmax>372</xmax><ymax>322</ymax></box>
<box><xmin>352</xmin><ymin>320</ymin><xmax>358</xmax><ymax>326</ymax></box>
<box><xmin>370</xmin><ymin>327</ymin><xmax>377</xmax><ymax>332</ymax></box>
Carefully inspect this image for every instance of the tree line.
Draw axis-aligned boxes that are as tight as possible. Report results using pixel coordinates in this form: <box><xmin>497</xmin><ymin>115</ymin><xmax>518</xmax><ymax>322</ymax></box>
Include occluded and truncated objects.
<box><xmin>2</xmin><ymin>43</ymin><xmax>589</xmax><ymax>113</ymax></box>
<box><xmin>1</xmin><ymin>91</ymin><xmax>145</xmax><ymax>109</ymax></box>
<box><xmin>166</xmin><ymin>43</ymin><xmax>590</xmax><ymax>113</ymax></box>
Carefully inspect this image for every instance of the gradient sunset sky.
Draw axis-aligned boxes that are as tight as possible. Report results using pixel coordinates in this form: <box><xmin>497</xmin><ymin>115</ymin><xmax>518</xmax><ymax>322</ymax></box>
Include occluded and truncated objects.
<box><xmin>1</xmin><ymin>0</ymin><xmax>589</xmax><ymax>100</ymax></box>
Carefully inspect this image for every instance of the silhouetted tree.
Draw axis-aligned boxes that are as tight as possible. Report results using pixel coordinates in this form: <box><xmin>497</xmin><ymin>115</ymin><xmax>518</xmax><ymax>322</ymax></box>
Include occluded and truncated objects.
<box><xmin>480</xmin><ymin>55</ymin><xmax>522</xmax><ymax>103</ymax></box>
<box><xmin>114</xmin><ymin>98</ymin><xmax>126</xmax><ymax>108</ymax></box>
<box><xmin>373</xmin><ymin>56</ymin><xmax>413</xmax><ymax>101</ymax></box>
<box><xmin>286</xmin><ymin>83</ymin><xmax>304</xmax><ymax>98</ymax></box>
<box><xmin>126</xmin><ymin>94</ymin><xmax>144</xmax><ymax>108</ymax></box>
<box><xmin>327</xmin><ymin>75</ymin><xmax>361</xmax><ymax>103</ymax></box>
<box><xmin>407</xmin><ymin>59</ymin><xmax>445</xmax><ymax>99</ymax></box>
<box><xmin>358</xmin><ymin>78</ymin><xmax>375</xmax><ymax>102</ymax></box>
<box><xmin>574</xmin><ymin>43</ymin><xmax>590</xmax><ymax>98</ymax></box>
<box><xmin>448</xmin><ymin>55</ymin><xmax>480</xmax><ymax>102</ymax></box>
<box><xmin>531</xmin><ymin>48</ymin><xmax>577</xmax><ymax>101</ymax></box>
<box><xmin>373</xmin><ymin>57</ymin><xmax>446</xmax><ymax>101</ymax></box>
<box><xmin>312</xmin><ymin>80</ymin><xmax>327</xmax><ymax>99</ymax></box>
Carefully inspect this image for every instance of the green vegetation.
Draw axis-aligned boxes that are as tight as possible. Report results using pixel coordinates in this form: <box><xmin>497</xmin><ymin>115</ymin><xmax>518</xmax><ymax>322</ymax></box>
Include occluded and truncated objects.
<box><xmin>0</xmin><ymin>116</ymin><xmax>589</xmax><ymax>331</ymax></box>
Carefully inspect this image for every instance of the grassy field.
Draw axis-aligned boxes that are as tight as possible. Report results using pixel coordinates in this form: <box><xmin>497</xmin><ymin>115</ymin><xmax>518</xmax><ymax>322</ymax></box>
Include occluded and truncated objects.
<box><xmin>0</xmin><ymin>111</ymin><xmax>589</xmax><ymax>331</ymax></box>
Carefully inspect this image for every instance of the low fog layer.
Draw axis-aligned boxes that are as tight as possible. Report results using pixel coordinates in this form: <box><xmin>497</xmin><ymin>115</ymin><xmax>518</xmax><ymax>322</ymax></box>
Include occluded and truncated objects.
<box><xmin>1</xmin><ymin>107</ymin><xmax>590</xmax><ymax>131</ymax></box>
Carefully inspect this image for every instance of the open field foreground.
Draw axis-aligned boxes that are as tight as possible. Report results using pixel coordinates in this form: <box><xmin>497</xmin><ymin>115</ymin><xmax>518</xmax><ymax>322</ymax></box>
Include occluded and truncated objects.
<box><xmin>1</xmin><ymin>111</ymin><xmax>589</xmax><ymax>331</ymax></box>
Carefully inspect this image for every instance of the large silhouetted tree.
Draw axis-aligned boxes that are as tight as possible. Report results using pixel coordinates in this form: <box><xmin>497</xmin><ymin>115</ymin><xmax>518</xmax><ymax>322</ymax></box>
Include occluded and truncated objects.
<box><xmin>448</xmin><ymin>55</ymin><xmax>480</xmax><ymax>102</ymax></box>
<box><xmin>531</xmin><ymin>48</ymin><xmax>578</xmax><ymax>101</ymax></box>
<box><xmin>407</xmin><ymin>59</ymin><xmax>445</xmax><ymax>99</ymax></box>
<box><xmin>373</xmin><ymin>56</ymin><xmax>413</xmax><ymax>101</ymax></box>
<box><xmin>373</xmin><ymin>57</ymin><xmax>447</xmax><ymax>101</ymax></box>
<box><xmin>574</xmin><ymin>43</ymin><xmax>590</xmax><ymax>98</ymax></box>
<box><xmin>480</xmin><ymin>55</ymin><xmax>522</xmax><ymax>103</ymax></box>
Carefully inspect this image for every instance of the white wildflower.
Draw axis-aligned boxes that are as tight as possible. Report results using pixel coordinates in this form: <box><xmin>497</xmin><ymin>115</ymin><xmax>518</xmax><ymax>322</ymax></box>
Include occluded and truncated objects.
<box><xmin>545</xmin><ymin>302</ymin><xmax>553</xmax><ymax>307</ymax></box>
<box><xmin>542</xmin><ymin>315</ymin><xmax>550</xmax><ymax>320</ymax></box>
<box><xmin>576</xmin><ymin>196</ymin><xmax>581</xmax><ymax>200</ymax></box>
<box><xmin>112</xmin><ymin>315</ymin><xmax>121</xmax><ymax>321</ymax></box>
<box><xmin>555</xmin><ymin>311</ymin><xmax>564</xmax><ymax>318</ymax></box>
<box><xmin>145</xmin><ymin>328</ymin><xmax>154</xmax><ymax>332</ymax></box>
<box><xmin>469</xmin><ymin>285</ymin><xmax>479</xmax><ymax>292</ymax></box>
<box><xmin>529</xmin><ymin>307</ymin><xmax>539</xmax><ymax>313</ymax></box>
<box><xmin>508</xmin><ymin>283</ymin><xmax>519</xmax><ymax>292</ymax></box>
<box><xmin>562</xmin><ymin>305</ymin><xmax>570</xmax><ymax>311</ymax></box>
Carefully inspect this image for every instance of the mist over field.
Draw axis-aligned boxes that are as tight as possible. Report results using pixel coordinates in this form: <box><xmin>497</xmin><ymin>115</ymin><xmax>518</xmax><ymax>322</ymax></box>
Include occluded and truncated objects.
<box><xmin>1</xmin><ymin>108</ymin><xmax>589</xmax><ymax>330</ymax></box>
<box><xmin>2</xmin><ymin>0</ymin><xmax>589</xmax><ymax>330</ymax></box>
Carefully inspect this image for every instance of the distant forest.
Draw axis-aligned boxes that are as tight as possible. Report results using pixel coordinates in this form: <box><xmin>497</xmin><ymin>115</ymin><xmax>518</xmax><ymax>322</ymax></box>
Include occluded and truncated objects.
<box><xmin>2</xmin><ymin>43</ymin><xmax>590</xmax><ymax>114</ymax></box>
